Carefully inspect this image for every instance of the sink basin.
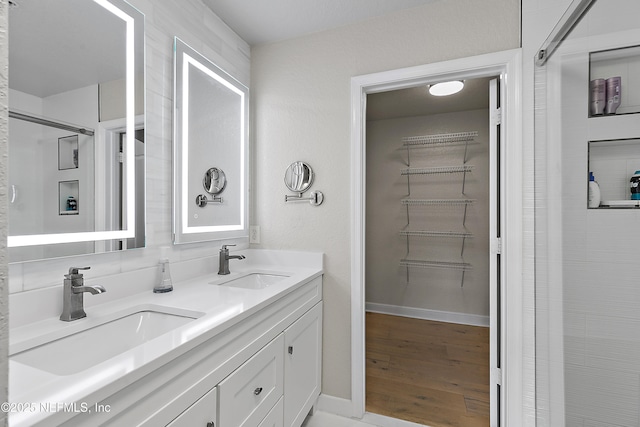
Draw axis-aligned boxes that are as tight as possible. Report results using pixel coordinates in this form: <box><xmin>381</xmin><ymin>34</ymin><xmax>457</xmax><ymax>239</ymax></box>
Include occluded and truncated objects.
<box><xmin>216</xmin><ymin>273</ymin><xmax>289</xmax><ymax>290</ymax></box>
<box><xmin>12</xmin><ymin>310</ymin><xmax>200</xmax><ymax>375</ymax></box>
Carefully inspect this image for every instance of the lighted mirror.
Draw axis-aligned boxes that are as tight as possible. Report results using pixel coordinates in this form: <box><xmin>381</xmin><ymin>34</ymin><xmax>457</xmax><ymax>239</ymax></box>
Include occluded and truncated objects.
<box><xmin>7</xmin><ymin>0</ymin><xmax>145</xmax><ymax>262</ymax></box>
<box><xmin>173</xmin><ymin>38</ymin><xmax>249</xmax><ymax>244</ymax></box>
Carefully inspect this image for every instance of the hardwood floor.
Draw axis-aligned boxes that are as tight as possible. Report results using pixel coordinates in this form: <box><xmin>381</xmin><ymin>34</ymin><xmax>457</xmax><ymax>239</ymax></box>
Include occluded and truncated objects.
<box><xmin>365</xmin><ymin>312</ymin><xmax>490</xmax><ymax>427</ymax></box>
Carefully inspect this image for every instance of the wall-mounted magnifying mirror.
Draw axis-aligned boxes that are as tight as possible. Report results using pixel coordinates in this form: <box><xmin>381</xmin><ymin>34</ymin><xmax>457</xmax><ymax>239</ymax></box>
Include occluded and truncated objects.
<box><xmin>284</xmin><ymin>161</ymin><xmax>324</xmax><ymax>206</ymax></box>
<box><xmin>173</xmin><ymin>38</ymin><xmax>249</xmax><ymax>243</ymax></box>
<box><xmin>284</xmin><ymin>161</ymin><xmax>314</xmax><ymax>194</ymax></box>
<box><xmin>7</xmin><ymin>0</ymin><xmax>145</xmax><ymax>262</ymax></box>
<box><xmin>195</xmin><ymin>167</ymin><xmax>226</xmax><ymax>207</ymax></box>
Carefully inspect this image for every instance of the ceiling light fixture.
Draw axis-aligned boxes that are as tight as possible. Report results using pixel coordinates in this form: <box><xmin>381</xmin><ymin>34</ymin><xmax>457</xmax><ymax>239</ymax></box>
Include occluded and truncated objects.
<box><xmin>428</xmin><ymin>80</ymin><xmax>464</xmax><ymax>96</ymax></box>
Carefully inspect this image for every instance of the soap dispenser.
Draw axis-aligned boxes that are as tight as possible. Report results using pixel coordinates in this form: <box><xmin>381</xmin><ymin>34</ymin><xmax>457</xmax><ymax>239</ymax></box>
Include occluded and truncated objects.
<box><xmin>154</xmin><ymin>246</ymin><xmax>173</xmax><ymax>293</ymax></box>
<box><xmin>588</xmin><ymin>172</ymin><xmax>601</xmax><ymax>208</ymax></box>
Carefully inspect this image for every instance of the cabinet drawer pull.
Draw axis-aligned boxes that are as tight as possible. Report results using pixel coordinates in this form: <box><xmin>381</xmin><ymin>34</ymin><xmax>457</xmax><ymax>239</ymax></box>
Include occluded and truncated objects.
<box><xmin>206</xmin><ymin>422</ymin><xmax>215</xmax><ymax>427</ymax></box>
<box><xmin>254</xmin><ymin>387</ymin><xmax>263</xmax><ymax>396</ymax></box>
<box><xmin>288</xmin><ymin>345</ymin><xmax>294</xmax><ymax>355</ymax></box>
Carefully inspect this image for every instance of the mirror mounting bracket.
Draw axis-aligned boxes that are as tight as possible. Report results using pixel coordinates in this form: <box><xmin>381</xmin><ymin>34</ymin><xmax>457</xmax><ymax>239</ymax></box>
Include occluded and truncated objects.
<box><xmin>195</xmin><ymin>194</ymin><xmax>223</xmax><ymax>207</ymax></box>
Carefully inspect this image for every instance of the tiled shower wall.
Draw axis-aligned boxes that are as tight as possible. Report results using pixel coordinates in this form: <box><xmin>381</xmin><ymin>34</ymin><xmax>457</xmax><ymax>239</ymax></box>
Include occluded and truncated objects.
<box><xmin>529</xmin><ymin>0</ymin><xmax>640</xmax><ymax>426</ymax></box>
<box><xmin>7</xmin><ymin>0</ymin><xmax>250</xmax><ymax>296</ymax></box>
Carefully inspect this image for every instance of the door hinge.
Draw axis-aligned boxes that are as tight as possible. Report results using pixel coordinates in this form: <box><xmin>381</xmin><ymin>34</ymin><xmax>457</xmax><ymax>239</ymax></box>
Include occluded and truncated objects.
<box><xmin>492</xmin><ymin>367</ymin><xmax>503</xmax><ymax>386</ymax></box>
<box><xmin>118</xmin><ymin>151</ymin><xmax>124</xmax><ymax>163</ymax></box>
<box><xmin>491</xmin><ymin>107</ymin><xmax>502</xmax><ymax>126</ymax></box>
<box><xmin>492</xmin><ymin>237</ymin><xmax>502</xmax><ymax>254</ymax></box>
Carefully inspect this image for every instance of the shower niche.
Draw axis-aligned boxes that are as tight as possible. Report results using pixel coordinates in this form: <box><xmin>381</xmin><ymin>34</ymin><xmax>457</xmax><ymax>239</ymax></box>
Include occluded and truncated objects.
<box><xmin>579</xmin><ymin>43</ymin><xmax>640</xmax><ymax>208</ymax></box>
<box><xmin>589</xmin><ymin>45</ymin><xmax>640</xmax><ymax>118</ymax></box>
<box><xmin>588</xmin><ymin>138</ymin><xmax>640</xmax><ymax>208</ymax></box>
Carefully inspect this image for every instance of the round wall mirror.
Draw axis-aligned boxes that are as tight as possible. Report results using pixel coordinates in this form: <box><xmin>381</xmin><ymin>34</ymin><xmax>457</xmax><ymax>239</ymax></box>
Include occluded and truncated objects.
<box><xmin>284</xmin><ymin>161</ymin><xmax>314</xmax><ymax>194</ymax></box>
<box><xmin>203</xmin><ymin>167</ymin><xmax>226</xmax><ymax>195</ymax></box>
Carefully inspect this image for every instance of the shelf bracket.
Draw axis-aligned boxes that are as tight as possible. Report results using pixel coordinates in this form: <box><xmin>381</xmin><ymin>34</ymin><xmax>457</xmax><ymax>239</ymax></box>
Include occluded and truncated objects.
<box><xmin>462</xmin><ymin>203</ymin><xmax>469</xmax><ymax>227</ymax></box>
<box><xmin>460</xmin><ymin>235</ymin><xmax>467</xmax><ymax>258</ymax></box>
<box><xmin>462</xmin><ymin>168</ymin><xmax>468</xmax><ymax>195</ymax></box>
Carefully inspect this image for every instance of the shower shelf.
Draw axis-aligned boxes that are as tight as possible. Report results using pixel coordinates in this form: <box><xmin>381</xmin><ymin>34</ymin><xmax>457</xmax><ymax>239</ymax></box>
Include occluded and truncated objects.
<box><xmin>400</xmin><ymin>259</ymin><xmax>472</xmax><ymax>271</ymax></box>
<box><xmin>401</xmin><ymin>165</ymin><xmax>473</xmax><ymax>176</ymax></box>
<box><xmin>399</xmin><ymin>230</ymin><xmax>473</xmax><ymax>238</ymax></box>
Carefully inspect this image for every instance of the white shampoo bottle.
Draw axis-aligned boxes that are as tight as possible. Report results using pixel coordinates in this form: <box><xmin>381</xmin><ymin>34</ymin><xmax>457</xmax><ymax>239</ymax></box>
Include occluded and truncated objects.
<box><xmin>588</xmin><ymin>172</ymin><xmax>601</xmax><ymax>208</ymax></box>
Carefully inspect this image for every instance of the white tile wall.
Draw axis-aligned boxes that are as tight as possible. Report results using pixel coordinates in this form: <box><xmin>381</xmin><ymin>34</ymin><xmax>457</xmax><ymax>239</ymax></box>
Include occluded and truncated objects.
<box><xmin>530</xmin><ymin>0</ymin><xmax>640</xmax><ymax>425</ymax></box>
<box><xmin>565</xmin><ymin>364</ymin><xmax>640</xmax><ymax>426</ymax></box>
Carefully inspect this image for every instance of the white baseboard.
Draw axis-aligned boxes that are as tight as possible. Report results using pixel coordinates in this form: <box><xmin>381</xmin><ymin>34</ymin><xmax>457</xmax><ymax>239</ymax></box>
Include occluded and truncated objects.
<box><xmin>366</xmin><ymin>302</ymin><xmax>489</xmax><ymax>327</ymax></box>
<box><xmin>315</xmin><ymin>394</ymin><xmax>354</xmax><ymax>418</ymax></box>
<box><xmin>362</xmin><ymin>412</ymin><xmax>430</xmax><ymax>427</ymax></box>
<box><xmin>315</xmin><ymin>394</ymin><xmax>433</xmax><ymax>427</ymax></box>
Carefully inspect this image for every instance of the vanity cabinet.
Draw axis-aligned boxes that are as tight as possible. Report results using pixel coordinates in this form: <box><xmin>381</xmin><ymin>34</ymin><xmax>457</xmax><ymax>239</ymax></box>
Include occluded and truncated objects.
<box><xmin>218</xmin><ymin>335</ymin><xmax>284</xmax><ymax>427</ymax></box>
<box><xmin>166</xmin><ymin>387</ymin><xmax>217</xmax><ymax>427</ymax></box>
<box><xmin>70</xmin><ymin>275</ymin><xmax>323</xmax><ymax>427</ymax></box>
<box><xmin>258</xmin><ymin>398</ymin><xmax>284</xmax><ymax>427</ymax></box>
<box><xmin>283</xmin><ymin>302</ymin><xmax>322</xmax><ymax>427</ymax></box>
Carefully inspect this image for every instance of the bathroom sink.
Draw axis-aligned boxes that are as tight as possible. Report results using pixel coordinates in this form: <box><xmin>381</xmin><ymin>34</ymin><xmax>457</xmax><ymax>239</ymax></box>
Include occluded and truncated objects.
<box><xmin>11</xmin><ymin>310</ymin><xmax>200</xmax><ymax>375</ymax></box>
<box><xmin>215</xmin><ymin>273</ymin><xmax>289</xmax><ymax>290</ymax></box>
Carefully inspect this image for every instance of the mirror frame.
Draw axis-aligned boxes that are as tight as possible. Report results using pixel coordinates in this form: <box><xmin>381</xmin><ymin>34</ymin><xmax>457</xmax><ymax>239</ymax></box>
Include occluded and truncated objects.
<box><xmin>7</xmin><ymin>0</ymin><xmax>145</xmax><ymax>249</ymax></box>
<box><xmin>172</xmin><ymin>37</ymin><xmax>249</xmax><ymax>244</ymax></box>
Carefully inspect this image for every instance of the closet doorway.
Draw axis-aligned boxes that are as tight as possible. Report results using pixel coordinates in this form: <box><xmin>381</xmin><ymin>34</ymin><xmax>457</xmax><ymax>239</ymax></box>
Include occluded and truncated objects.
<box><xmin>350</xmin><ymin>50</ymin><xmax>523</xmax><ymax>427</ymax></box>
<box><xmin>365</xmin><ymin>76</ymin><xmax>493</xmax><ymax>427</ymax></box>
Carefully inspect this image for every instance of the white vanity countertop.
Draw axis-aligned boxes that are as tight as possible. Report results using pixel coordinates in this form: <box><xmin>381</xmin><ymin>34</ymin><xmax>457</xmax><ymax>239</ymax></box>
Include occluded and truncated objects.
<box><xmin>8</xmin><ymin>249</ymin><xmax>323</xmax><ymax>427</ymax></box>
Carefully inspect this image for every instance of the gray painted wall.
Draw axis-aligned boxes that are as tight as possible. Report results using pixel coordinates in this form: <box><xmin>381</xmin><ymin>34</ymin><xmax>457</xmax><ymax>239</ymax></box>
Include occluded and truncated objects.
<box><xmin>365</xmin><ymin>109</ymin><xmax>490</xmax><ymax>319</ymax></box>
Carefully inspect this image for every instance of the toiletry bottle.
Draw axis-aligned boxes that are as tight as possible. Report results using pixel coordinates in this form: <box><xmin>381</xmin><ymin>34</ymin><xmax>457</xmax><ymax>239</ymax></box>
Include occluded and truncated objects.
<box><xmin>588</xmin><ymin>172</ymin><xmax>601</xmax><ymax>208</ymax></box>
<box><xmin>630</xmin><ymin>170</ymin><xmax>640</xmax><ymax>200</ymax></box>
<box><xmin>590</xmin><ymin>79</ymin><xmax>606</xmax><ymax>115</ymax></box>
<box><xmin>605</xmin><ymin>76</ymin><xmax>622</xmax><ymax>114</ymax></box>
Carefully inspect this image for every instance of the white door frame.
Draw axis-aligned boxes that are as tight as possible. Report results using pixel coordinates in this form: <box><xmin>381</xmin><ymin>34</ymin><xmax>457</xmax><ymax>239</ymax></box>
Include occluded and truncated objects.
<box><xmin>350</xmin><ymin>48</ymin><xmax>523</xmax><ymax>425</ymax></box>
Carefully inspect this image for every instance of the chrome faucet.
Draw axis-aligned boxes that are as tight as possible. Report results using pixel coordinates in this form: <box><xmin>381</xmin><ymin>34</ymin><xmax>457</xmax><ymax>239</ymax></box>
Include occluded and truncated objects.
<box><xmin>218</xmin><ymin>244</ymin><xmax>245</xmax><ymax>275</ymax></box>
<box><xmin>60</xmin><ymin>267</ymin><xmax>106</xmax><ymax>321</ymax></box>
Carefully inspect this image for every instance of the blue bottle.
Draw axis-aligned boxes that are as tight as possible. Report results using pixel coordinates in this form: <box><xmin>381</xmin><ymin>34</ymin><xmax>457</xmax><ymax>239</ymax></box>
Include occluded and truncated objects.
<box><xmin>630</xmin><ymin>170</ymin><xmax>640</xmax><ymax>200</ymax></box>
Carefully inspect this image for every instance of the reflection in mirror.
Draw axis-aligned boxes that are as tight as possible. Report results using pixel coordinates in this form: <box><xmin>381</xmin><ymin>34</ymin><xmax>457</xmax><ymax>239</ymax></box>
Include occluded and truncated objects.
<box><xmin>203</xmin><ymin>167</ymin><xmax>227</xmax><ymax>195</ymax></box>
<box><xmin>195</xmin><ymin>168</ymin><xmax>226</xmax><ymax>207</ymax></box>
<box><xmin>173</xmin><ymin>38</ymin><xmax>249</xmax><ymax>243</ymax></box>
<box><xmin>7</xmin><ymin>0</ymin><xmax>145</xmax><ymax>262</ymax></box>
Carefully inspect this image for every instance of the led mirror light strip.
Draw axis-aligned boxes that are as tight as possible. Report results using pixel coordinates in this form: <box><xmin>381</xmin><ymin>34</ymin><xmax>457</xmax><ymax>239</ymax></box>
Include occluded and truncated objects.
<box><xmin>8</xmin><ymin>0</ymin><xmax>137</xmax><ymax>247</ymax></box>
<box><xmin>180</xmin><ymin>52</ymin><xmax>246</xmax><ymax>234</ymax></box>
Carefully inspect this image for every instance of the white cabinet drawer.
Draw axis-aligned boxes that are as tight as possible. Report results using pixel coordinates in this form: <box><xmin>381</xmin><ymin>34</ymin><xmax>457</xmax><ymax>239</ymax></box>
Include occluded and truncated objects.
<box><xmin>166</xmin><ymin>386</ymin><xmax>217</xmax><ymax>427</ymax></box>
<box><xmin>258</xmin><ymin>397</ymin><xmax>284</xmax><ymax>427</ymax></box>
<box><xmin>218</xmin><ymin>334</ymin><xmax>284</xmax><ymax>427</ymax></box>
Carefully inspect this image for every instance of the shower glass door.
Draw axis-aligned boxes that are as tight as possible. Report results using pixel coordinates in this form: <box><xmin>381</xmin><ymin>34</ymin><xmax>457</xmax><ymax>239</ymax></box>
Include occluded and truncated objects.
<box><xmin>534</xmin><ymin>0</ymin><xmax>640</xmax><ymax>425</ymax></box>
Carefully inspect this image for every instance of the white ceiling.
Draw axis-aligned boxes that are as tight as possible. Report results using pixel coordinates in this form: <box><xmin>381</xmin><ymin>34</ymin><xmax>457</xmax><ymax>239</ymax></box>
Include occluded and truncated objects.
<box><xmin>202</xmin><ymin>0</ymin><xmax>442</xmax><ymax>46</ymax></box>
